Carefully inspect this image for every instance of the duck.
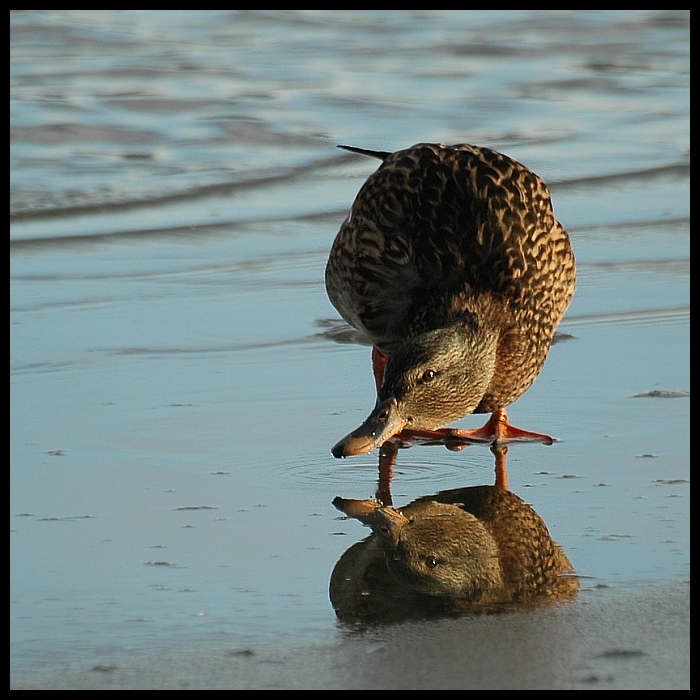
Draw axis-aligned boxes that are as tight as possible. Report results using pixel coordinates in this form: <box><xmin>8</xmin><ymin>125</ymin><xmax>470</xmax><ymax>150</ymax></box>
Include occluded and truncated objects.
<box><xmin>330</xmin><ymin>485</ymin><xmax>578</xmax><ymax>621</ymax></box>
<box><xmin>326</xmin><ymin>143</ymin><xmax>575</xmax><ymax>458</ymax></box>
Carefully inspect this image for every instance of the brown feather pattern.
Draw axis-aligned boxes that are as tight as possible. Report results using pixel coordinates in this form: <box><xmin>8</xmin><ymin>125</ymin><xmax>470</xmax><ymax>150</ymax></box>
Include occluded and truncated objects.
<box><xmin>325</xmin><ymin>143</ymin><xmax>575</xmax><ymax>415</ymax></box>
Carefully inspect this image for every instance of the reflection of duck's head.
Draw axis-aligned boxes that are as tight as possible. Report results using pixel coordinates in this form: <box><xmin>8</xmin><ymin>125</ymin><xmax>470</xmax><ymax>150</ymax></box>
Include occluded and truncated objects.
<box><xmin>360</xmin><ymin>500</ymin><xmax>503</xmax><ymax>599</ymax></box>
<box><xmin>331</xmin><ymin>486</ymin><xmax>578</xmax><ymax>621</ymax></box>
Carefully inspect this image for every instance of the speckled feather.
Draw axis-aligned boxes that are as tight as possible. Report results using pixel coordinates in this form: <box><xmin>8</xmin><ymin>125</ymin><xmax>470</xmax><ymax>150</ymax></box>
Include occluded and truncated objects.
<box><xmin>325</xmin><ymin>143</ymin><xmax>575</xmax><ymax>414</ymax></box>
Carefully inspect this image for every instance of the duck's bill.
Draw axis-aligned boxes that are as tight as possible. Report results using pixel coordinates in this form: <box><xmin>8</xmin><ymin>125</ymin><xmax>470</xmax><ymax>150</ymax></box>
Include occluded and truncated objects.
<box><xmin>331</xmin><ymin>398</ymin><xmax>407</xmax><ymax>458</ymax></box>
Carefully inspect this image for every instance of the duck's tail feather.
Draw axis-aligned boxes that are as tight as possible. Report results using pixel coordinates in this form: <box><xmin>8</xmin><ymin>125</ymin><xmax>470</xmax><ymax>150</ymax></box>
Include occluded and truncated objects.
<box><xmin>337</xmin><ymin>145</ymin><xmax>391</xmax><ymax>160</ymax></box>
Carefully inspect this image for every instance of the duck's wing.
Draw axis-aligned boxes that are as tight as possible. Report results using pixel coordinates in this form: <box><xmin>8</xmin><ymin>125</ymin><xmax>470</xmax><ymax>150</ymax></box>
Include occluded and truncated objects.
<box><xmin>326</xmin><ymin>143</ymin><xmax>574</xmax><ymax>372</ymax></box>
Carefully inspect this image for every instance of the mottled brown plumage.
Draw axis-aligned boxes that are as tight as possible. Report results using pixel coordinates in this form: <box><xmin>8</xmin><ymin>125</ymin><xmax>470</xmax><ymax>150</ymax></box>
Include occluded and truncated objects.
<box><xmin>330</xmin><ymin>486</ymin><xmax>578</xmax><ymax>621</ymax></box>
<box><xmin>326</xmin><ymin>143</ymin><xmax>575</xmax><ymax>457</ymax></box>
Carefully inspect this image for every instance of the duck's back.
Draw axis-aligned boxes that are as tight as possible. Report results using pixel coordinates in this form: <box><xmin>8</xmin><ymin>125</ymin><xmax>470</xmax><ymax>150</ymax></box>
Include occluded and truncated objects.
<box><xmin>325</xmin><ymin>143</ymin><xmax>575</xmax><ymax>371</ymax></box>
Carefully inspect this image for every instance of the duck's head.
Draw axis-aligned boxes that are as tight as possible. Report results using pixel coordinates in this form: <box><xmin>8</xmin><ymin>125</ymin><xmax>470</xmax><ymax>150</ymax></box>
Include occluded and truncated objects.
<box><xmin>331</xmin><ymin>323</ymin><xmax>499</xmax><ymax>458</ymax></box>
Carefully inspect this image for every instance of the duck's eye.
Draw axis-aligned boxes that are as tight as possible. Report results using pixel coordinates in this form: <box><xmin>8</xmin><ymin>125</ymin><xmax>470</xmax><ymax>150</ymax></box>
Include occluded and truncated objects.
<box><xmin>420</xmin><ymin>369</ymin><xmax>437</xmax><ymax>384</ymax></box>
<box><xmin>425</xmin><ymin>556</ymin><xmax>438</xmax><ymax>568</ymax></box>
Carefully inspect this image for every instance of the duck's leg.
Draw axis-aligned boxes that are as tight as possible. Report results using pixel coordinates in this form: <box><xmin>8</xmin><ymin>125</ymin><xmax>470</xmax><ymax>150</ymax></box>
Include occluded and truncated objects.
<box><xmin>371</xmin><ymin>345</ymin><xmax>388</xmax><ymax>393</ymax></box>
<box><xmin>448</xmin><ymin>408</ymin><xmax>555</xmax><ymax>446</ymax></box>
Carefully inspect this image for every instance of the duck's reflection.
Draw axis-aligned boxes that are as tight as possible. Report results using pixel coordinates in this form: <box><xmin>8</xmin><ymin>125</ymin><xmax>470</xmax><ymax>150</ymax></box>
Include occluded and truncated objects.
<box><xmin>330</xmin><ymin>452</ymin><xmax>578</xmax><ymax>622</ymax></box>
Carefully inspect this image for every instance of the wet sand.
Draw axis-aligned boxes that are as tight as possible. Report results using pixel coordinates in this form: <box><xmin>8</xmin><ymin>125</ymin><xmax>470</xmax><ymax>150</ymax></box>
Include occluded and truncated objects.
<box><xmin>11</xmin><ymin>581</ymin><xmax>689</xmax><ymax>690</ymax></box>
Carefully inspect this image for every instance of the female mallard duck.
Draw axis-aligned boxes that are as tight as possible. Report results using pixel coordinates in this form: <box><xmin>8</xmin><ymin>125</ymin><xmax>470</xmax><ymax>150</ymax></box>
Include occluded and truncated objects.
<box><xmin>326</xmin><ymin>143</ymin><xmax>575</xmax><ymax>458</ymax></box>
<box><xmin>330</xmin><ymin>486</ymin><xmax>578</xmax><ymax>621</ymax></box>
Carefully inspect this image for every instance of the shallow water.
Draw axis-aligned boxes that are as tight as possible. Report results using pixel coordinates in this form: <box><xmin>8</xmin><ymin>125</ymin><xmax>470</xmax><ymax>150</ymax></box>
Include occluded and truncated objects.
<box><xmin>10</xmin><ymin>10</ymin><xmax>689</xmax><ymax>689</ymax></box>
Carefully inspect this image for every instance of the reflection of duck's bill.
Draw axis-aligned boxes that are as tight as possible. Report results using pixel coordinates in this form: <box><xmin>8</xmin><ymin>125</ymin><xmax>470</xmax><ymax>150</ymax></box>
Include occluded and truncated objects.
<box><xmin>331</xmin><ymin>398</ymin><xmax>407</xmax><ymax>458</ymax></box>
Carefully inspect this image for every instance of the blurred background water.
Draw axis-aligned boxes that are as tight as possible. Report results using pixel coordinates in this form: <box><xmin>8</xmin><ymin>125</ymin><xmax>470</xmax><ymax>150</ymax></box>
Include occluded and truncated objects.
<box><xmin>10</xmin><ymin>10</ymin><xmax>689</xmax><ymax>689</ymax></box>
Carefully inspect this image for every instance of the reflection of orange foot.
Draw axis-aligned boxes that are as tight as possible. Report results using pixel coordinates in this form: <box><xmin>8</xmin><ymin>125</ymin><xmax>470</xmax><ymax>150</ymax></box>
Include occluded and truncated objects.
<box><xmin>376</xmin><ymin>441</ymin><xmax>398</xmax><ymax>506</ymax></box>
<box><xmin>379</xmin><ymin>435</ymin><xmax>511</xmax><ymax>499</ymax></box>
<box><xmin>491</xmin><ymin>443</ymin><xmax>509</xmax><ymax>491</ymax></box>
